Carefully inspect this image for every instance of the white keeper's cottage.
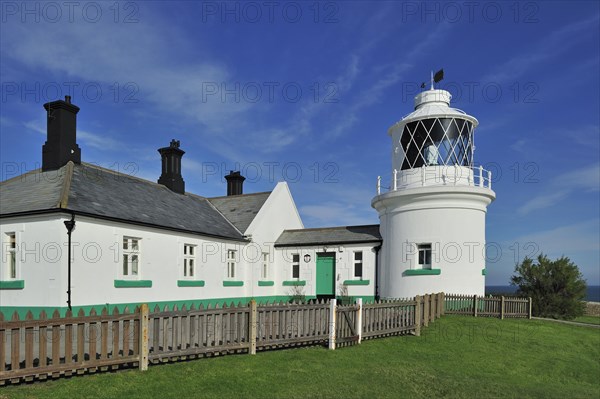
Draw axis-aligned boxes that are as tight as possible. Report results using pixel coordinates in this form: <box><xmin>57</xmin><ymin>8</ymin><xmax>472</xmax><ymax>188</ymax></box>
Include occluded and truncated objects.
<box><xmin>0</xmin><ymin>86</ymin><xmax>494</xmax><ymax>317</ymax></box>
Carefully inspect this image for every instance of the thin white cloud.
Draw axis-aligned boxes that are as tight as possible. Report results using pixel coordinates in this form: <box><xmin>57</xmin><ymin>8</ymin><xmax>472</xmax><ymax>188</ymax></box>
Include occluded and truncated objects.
<box><xmin>482</xmin><ymin>15</ymin><xmax>599</xmax><ymax>84</ymax></box>
<box><xmin>517</xmin><ymin>190</ymin><xmax>570</xmax><ymax>215</ymax></box>
<box><xmin>300</xmin><ymin>202</ymin><xmax>376</xmax><ymax>227</ymax></box>
<box><xmin>511</xmin><ymin>219</ymin><xmax>600</xmax><ymax>254</ymax></box>
<box><xmin>326</xmin><ymin>23</ymin><xmax>453</xmax><ymax>139</ymax></box>
<box><xmin>517</xmin><ymin>163</ymin><xmax>600</xmax><ymax>214</ymax></box>
<box><xmin>564</xmin><ymin>125</ymin><xmax>600</xmax><ymax>149</ymax></box>
<box><xmin>496</xmin><ymin>219</ymin><xmax>600</xmax><ymax>284</ymax></box>
<box><xmin>555</xmin><ymin>164</ymin><xmax>600</xmax><ymax>192</ymax></box>
<box><xmin>23</xmin><ymin>120</ymin><xmax>45</xmax><ymax>135</ymax></box>
<box><xmin>510</xmin><ymin>139</ymin><xmax>527</xmax><ymax>153</ymax></box>
<box><xmin>23</xmin><ymin>119</ymin><xmax>122</xmax><ymax>151</ymax></box>
<box><xmin>0</xmin><ymin>9</ymin><xmax>249</xmax><ymax>134</ymax></box>
<box><xmin>77</xmin><ymin>130</ymin><xmax>122</xmax><ymax>151</ymax></box>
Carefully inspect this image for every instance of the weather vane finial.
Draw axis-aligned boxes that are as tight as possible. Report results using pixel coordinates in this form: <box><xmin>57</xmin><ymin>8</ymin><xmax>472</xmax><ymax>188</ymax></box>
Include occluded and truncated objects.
<box><xmin>421</xmin><ymin>68</ymin><xmax>444</xmax><ymax>91</ymax></box>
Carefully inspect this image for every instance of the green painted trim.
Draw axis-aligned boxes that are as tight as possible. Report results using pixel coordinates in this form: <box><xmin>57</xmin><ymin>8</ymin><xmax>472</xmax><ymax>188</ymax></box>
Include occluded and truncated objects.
<box><xmin>337</xmin><ymin>295</ymin><xmax>376</xmax><ymax>305</ymax></box>
<box><xmin>283</xmin><ymin>280</ymin><xmax>306</xmax><ymax>286</ymax></box>
<box><xmin>258</xmin><ymin>280</ymin><xmax>274</xmax><ymax>286</ymax></box>
<box><xmin>114</xmin><ymin>280</ymin><xmax>153</xmax><ymax>288</ymax></box>
<box><xmin>177</xmin><ymin>280</ymin><xmax>205</xmax><ymax>287</ymax></box>
<box><xmin>0</xmin><ymin>280</ymin><xmax>25</xmax><ymax>290</ymax></box>
<box><xmin>0</xmin><ymin>295</ymin><xmax>319</xmax><ymax>319</ymax></box>
<box><xmin>343</xmin><ymin>280</ymin><xmax>370</xmax><ymax>286</ymax></box>
<box><xmin>223</xmin><ymin>280</ymin><xmax>244</xmax><ymax>287</ymax></box>
<box><xmin>403</xmin><ymin>269</ymin><xmax>441</xmax><ymax>276</ymax></box>
<box><xmin>481</xmin><ymin>268</ymin><xmax>487</xmax><ymax>276</ymax></box>
<box><xmin>360</xmin><ymin>296</ymin><xmax>376</xmax><ymax>304</ymax></box>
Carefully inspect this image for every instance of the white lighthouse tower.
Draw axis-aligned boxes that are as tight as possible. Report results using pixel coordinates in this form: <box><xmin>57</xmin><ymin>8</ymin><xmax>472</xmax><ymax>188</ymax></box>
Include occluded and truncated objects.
<box><xmin>372</xmin><ymin>82</ymin><xmax>495</xmax><ymax>298</ymax></box>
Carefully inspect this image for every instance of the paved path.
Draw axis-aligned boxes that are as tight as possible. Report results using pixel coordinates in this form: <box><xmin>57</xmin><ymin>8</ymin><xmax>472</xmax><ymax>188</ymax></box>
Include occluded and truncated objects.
<box><xmin>532</xmin><ymin>317</ymin><xmax>600</xmax><ymax>328</ymax></box>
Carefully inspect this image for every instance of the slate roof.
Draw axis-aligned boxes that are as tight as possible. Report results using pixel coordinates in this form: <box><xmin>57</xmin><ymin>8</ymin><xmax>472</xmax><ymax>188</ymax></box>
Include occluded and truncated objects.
<box><xmin>208</xmin><ymin>192</ymin><xmax>270</xmax><ymax>233</ymax></box>
<box><xmin>0</xmin><ymin>168</ymin><xmax>66</xmax><ymax>214</ymax></box>
<box><xmin>0</xmin><ymin>162</ymin><xmax>248</xmax><ymax>241</ymax></box>
<box><xmin>275</xmin><ymin>225</ymin><xmax>382</xmax><ymax>247</ymax></box>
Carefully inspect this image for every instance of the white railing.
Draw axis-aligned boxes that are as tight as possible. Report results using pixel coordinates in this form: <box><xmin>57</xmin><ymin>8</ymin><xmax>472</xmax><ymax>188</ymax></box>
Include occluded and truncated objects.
<box><xmin>376</xmin><ymin>165</ymin><xmax>492</xmax><ymax>195</ymax></box>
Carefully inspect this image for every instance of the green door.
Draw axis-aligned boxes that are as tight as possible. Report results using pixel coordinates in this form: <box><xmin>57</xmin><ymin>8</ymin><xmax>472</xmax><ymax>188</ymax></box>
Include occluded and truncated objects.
<box><xmin>316</xmin><ymin>254</ymin><xmax>335</xmax><ymax>296</ymax></box>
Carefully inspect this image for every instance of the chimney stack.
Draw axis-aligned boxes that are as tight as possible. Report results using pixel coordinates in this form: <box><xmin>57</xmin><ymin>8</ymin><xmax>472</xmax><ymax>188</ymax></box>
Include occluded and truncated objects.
<box><xmin>42</xmin><ymin>96</ymin><xmax>81</xmax><ymax>171</ymax></box>
<box><xmin>158</xmin><ymin>139</ymin><xmax>186</xmax><ymax>194</ymax></box>
<box><xmin>225</xmin><ymin>171</ymin><xmax>245</xmax><ymax>196</ymax></box>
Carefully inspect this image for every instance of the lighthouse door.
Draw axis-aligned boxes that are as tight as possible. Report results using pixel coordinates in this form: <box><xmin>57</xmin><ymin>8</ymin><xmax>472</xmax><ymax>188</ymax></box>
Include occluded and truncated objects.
<box><xmin>316</xmin><ymin>253</ymin><xmax>336</xmax><ymax>296</ymax></box>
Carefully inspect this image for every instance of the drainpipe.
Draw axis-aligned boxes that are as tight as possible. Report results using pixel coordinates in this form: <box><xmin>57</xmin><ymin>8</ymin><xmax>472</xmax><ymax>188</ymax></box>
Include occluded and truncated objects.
<box><xmin>63</xmin><ymin>214</ymin><xmax>76</xmax><ymax>310</ymax></box>
<box><xmin>374</xmin><ymin>244</ymin><xmax>382</xmax><ymax>301</ymax></box>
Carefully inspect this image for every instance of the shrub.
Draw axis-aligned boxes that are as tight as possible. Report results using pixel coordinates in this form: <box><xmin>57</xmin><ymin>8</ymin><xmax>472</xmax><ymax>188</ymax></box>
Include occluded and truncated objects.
<box><xmin>510</xmin><ymin>254</ymin><xmax>586</xmax><ymax>319</ymax></box>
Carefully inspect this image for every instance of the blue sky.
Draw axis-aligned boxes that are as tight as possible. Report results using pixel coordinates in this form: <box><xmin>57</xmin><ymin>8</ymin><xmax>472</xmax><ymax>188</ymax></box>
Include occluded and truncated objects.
<box><xmin>1</xmin><ymin>1</ymin><xmax>598</xmax><ymax>285</ymax></box>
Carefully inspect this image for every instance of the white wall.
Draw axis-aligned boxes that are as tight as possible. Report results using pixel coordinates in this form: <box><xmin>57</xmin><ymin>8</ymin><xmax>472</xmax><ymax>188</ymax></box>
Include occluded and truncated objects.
<box><xmin>275</xmin><ymin>243</ymin><xmax>378</xmax><ymax>299</ymax></box>
<box><xmin>373</xmin><ymin>186</ymin><xmax>494</xmax><ymax>298</ymax></box>
<box><xmin>244</xmin><ymin>182</ymin><xmax>304</xmax><ymax>297</ymax></box>
<box><xmin>1</xmin><ymin>213</ymin><xmax>264</xmax><ymax>310</ymax></box>
<box><xmin>1</xmin><ymin>182</ymin><xmax>378</xmax><ymax>312</ymax></box>
<box><xmin>0</xmin><ymin>215</ymin><xmax>66</xmax><ymax>309</ymax></box>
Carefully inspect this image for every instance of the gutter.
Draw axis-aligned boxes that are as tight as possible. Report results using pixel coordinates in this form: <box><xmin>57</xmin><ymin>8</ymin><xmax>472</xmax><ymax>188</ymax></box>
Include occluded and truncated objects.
<box><xmin>63</xmin><ymin>213</ymin><xmax>76</xmax><ymax>310</ymax></box>
<box><xmin>274</xmin><ymin>239</ymin><xmax>382</xmax><ymax>248</ymax></box>
<box><xmin>0</xmin><ymin>209</ymin><xmax>249</xmax><ymax>243</ymax></box>
<box><xmin>374</xmin><ymin>244</ymin><xmax>382</xmax><ymax>301</ymax></box>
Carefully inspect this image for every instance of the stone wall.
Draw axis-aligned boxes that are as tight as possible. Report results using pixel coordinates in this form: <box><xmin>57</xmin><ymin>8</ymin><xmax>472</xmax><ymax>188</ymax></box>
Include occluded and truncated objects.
<box><xmin>584</xmin><ymin>302</ymin><xmax>600</xmax><ymax>316</ymax></box>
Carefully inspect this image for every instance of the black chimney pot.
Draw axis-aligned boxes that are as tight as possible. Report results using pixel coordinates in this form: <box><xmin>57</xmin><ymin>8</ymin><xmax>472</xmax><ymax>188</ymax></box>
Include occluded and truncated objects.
<box><xmin>42</xmin><ymin>96</ymin><xmax>81</xmax><ymax>171</ymax></box>
<box><xmin>158</xmin><ymin>139</ymin><xmax>186</xmax><ymax>194</ymax></box>
<box><xmin>225</xmin><ymin>170</ymin><xmax>245</xmax><ymax>196</ymax></box>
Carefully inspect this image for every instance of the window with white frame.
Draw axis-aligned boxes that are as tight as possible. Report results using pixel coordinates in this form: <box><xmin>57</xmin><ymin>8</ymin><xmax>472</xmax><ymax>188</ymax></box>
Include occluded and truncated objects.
<box><xmin>418</xmin><ymin>244</ymin><xmax>432</xmax><ymax>269</ymax></box>
<box><xmin>122</xmin><ymin>237</ymin><xmax>140</xmax><ymax>278</ymax></box>
<box><xmin>354</xmin><ymin>251</ymin><xmax>363</xmax><ymax>278</ymax></box>
<box><xmin>227</xmin><ymin>250</ymin><xmax>236</xmax><ymax>278</ymax></box>
<box><xmin>292</xmin><ymin>254</ymin><xmax>300</xmax><ymax>279</ymax></box>
<box><xmin>3</xmin><ymin>232</ymin><xmax>17</xmax><ymax>280</ymax></box>
<box><xmin>183</xmin><ymin>244</ymin><xmax>196</xmax><ymax>278</ymax></box>
<box><xmin>261</xmin><ymin>252</ymin><xmax>269</xmax><ymax>279</ymax></box>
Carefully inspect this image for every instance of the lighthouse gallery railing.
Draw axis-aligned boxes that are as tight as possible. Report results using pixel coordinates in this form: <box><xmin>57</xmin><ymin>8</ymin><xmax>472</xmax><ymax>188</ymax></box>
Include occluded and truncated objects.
<box><xmin>376</xmin><ymin>165</ymin><xmax>492</xmax><ymax>195</ymax></box>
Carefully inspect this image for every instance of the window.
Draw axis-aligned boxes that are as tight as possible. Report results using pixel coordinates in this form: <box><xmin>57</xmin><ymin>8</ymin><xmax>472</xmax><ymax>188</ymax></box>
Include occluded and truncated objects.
<box><xmin>418</xmin><ymin>244</ymin><xmax>432</xmax><ymax>269</ymax></box>
<box><xmin>227</xmin><ymin>250</ymin><xmax>236</xmax><ymax>278</ymax></box>
<box><xmin>122</xmin><ymin>237</ymin><xmax>140</xmax><ymax>277</ymax></box>
<box><xmin>183</xmin><ymin>244</ymin><xmax>196</xmax><ymax>278</ymax></box>
<box><xmin>292</xmin><ymin>254</ymin><xmax>300</xmax><ymax>279</ymax></box>
<box><xmin>400</xmin><ymin>118</ymin><xmax>474</xmax><ymax>170</ymax></box>
<box><xmin>3</xmin><ymin>233</ymin><xmax>16</xmax><ymax>279</ymax></box>
<box><xmin>354</xmin><ymin>251</ymin><xmax>363</xmax><ymax>278</ymax></box>
<box><xmin>261</xmin><ymin>252</ymin><xmax>269</xmax><ymax>279</ymax></box>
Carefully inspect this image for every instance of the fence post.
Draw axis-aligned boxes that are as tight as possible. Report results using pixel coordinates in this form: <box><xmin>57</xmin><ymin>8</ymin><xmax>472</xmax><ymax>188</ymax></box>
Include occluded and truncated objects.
<box><xmin>139</xmin><ymin>304</ymin><xmax>149</xmax><ymax>371</ymax></box>
<box><xmin>440</xmin><ymin>292</ymin><xmax>445</xmax><ymax>317</ymax></box>
<box><xmin>414</xmin><ymin>295</ymin><xmax>421</xmax><ymax>336</ymax></box>
<box><xmin>423</xmin><ymin>294</ymin><xmax>429</xmax><ymax>327</ymax></box>
<box><xmin>356</xmin><ymin>298</ymin><xmax>363</xmax><ymax>344</ymax></box>
<box><xmin>528</xmin><ymin>297</ymin><xmax>532</xmax><ymax>319</ymax></box>
<box><xmin>473</xmin><ymin>295</ymin><xmax>478</xmax><ymax>317</ymax></box>
<box><xmin>329</xmin><ymin>299</ymin><xmax>337</xmax><ymax>350</ymax></box>
<box><xmin>501</xmin><ymin>296</ymin><xmax>505</xmax><ymax>319</ymax></box>
<box><xmin>249</xmin><ymin>300</ymin><xmax>257</xmax><ymax>355</ymax></box>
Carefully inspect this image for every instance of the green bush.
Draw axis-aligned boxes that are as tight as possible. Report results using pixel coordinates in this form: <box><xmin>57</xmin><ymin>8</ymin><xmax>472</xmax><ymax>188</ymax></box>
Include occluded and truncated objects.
<box><xmin>510</xmin><ymin>254</ymin><xmax>586</xmax><ymax>319</ymax></box>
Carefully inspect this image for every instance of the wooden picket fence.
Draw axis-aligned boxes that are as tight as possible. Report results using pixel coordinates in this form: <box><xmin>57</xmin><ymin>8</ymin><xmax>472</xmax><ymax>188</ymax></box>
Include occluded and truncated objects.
<box><xmin>0</xmin><ymin>292</ymin><xmax>460</xmax><ymax>385</ymax></box>
<box><xmin>444</xmin><ymin>294</ymin><xmax>532</xmax><ymax>319</ymax></box>
<box><xmin>0</xmin><ymin>307</ymin><xmax>141</xmax><ymax>385</ymax></box>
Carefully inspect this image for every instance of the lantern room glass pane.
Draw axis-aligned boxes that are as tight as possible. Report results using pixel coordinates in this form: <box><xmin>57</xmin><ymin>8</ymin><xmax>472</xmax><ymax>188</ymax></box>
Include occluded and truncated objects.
<box><xmin>401</xmin><ymin>117</ymin><xmax>474</xmax><ymax>170</ymax></box>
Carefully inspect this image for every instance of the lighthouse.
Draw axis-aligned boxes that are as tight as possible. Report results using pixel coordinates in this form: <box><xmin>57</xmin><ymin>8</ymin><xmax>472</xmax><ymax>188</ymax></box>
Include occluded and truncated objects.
<box><xmin>372</xmin><ymin>81</ymin><xmax>495</xmax><ymax>298</ymax></box>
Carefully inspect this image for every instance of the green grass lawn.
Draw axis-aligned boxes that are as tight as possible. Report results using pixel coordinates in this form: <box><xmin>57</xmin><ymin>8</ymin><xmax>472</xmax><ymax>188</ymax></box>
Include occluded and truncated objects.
<box><xmin>574</xmin><ymin>315</ymin><xmax>600</xmax><ymax>325</ymax></box>
<box><xmin>2</xmin><ymin>316</ymin><xmax>599</xmax><ymax>399</ymax></box>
